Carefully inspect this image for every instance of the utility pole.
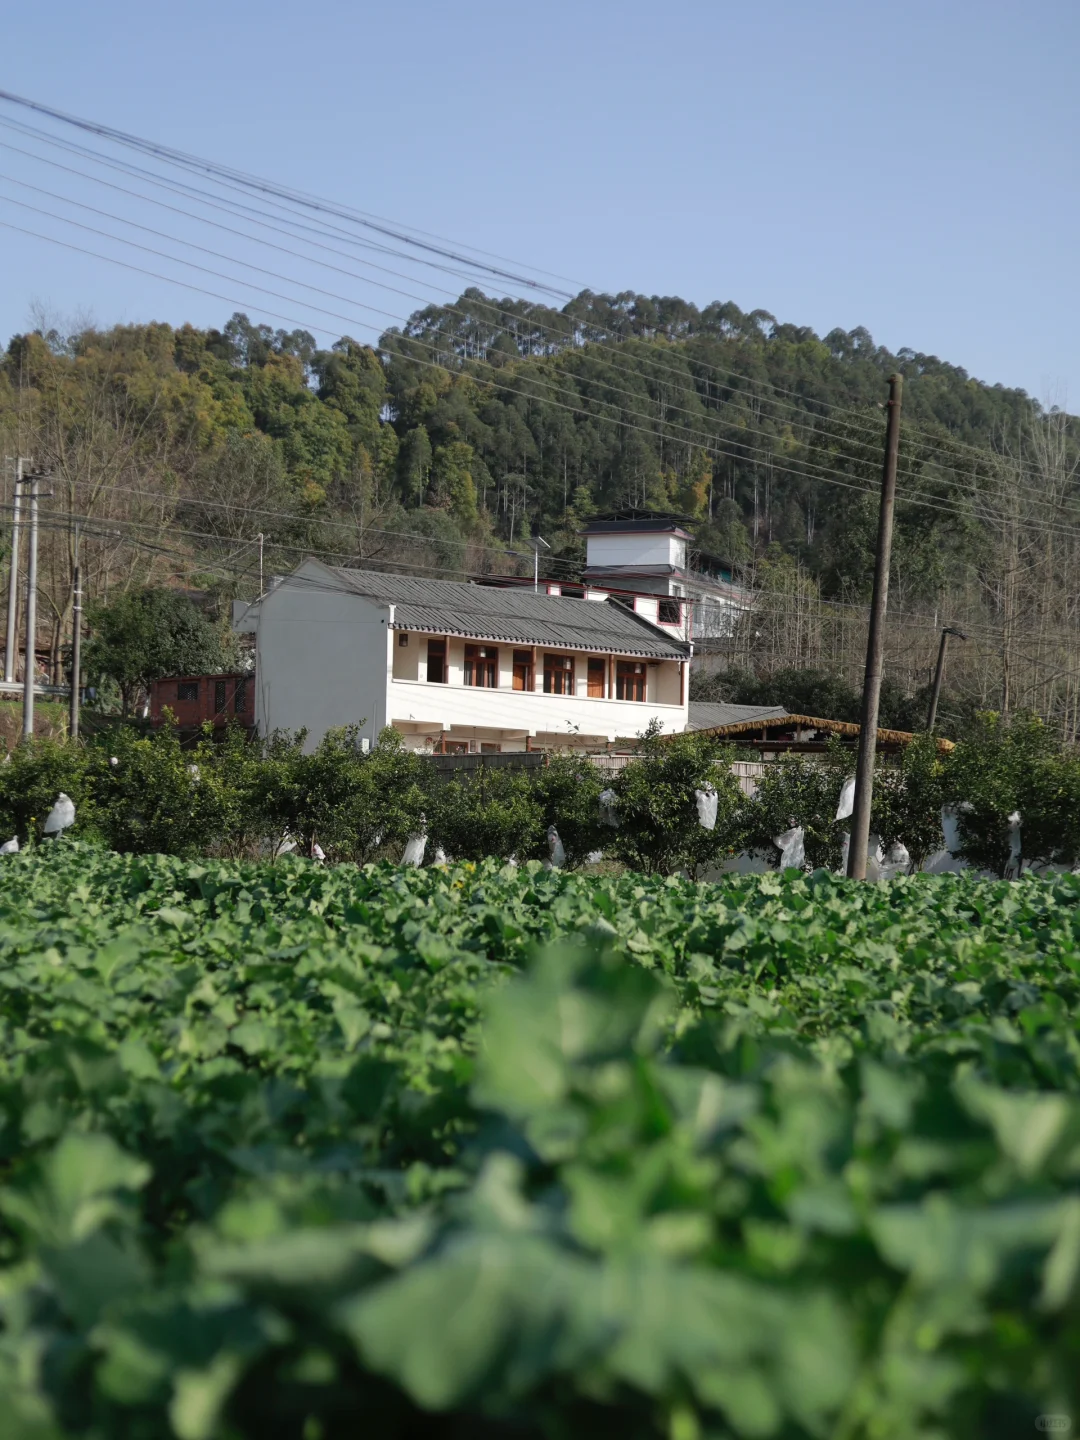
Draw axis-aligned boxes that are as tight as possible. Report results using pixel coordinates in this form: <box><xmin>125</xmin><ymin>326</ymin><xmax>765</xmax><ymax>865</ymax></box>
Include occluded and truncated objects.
<box><xmin>21</xmin><ymin>469</ymin><xmax>40</xmax><ymax>741</ymax></box>
<box><xmin>69</xmin><ymin>525</ymin><xmax>82</xmax><ymax>741</ymax></box>
<box><xmin>531</xmin><ymin>535</ymin><xmax>550</xmax><ymax>592</ymax></box>
<box><xmin>4</xmin><ymin>457</ymin><xmax>23</xmax><ymax>683</ymax></box>
<box><xmin>847</xmin><ymin>374</ymin><xmax>903</xmax><ymax>880</ymax></box>
<box><xmin>926</xmin><ymin>626</ymin><xmax>967</xmax><ymax>733</ymax></box>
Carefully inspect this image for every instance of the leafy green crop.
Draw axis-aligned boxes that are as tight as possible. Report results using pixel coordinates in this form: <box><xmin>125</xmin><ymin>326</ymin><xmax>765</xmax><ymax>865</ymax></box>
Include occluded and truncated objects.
<box><xmin>0</xmin><ymin>847</ymin><xmax>1078</xmax><ymax>1437</ymax></box>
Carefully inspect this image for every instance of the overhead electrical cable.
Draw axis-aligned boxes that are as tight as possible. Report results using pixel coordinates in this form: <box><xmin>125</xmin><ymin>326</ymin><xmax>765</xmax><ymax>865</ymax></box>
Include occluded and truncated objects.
<box><xmin>0</xmin><ymin>102</ymin><xmax>1065</xmax><ymax>495</ymax></box>
<box><xmin>7</xmin><ymin>213</ymin><xmax>1080</xmax><ymax>551</ymax></box>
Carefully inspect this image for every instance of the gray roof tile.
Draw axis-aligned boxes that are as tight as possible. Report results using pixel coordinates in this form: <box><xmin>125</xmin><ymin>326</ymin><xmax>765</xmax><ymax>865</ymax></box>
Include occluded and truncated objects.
<box><xmin>322</xmin><ymin>566</ymin><xmax>689</xmax><ymax>658</ymax></box>
<box><xmin>687</xmin><ymin>701</ymin><xmax>789</xmax><ymax>730</ymax></box>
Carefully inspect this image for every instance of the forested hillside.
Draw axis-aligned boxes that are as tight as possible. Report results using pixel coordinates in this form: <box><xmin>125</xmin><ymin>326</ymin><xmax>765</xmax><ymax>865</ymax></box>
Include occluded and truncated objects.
<box><xmin>2</xmin><ymin>289</ymin><xmax>1079</xmax><ymax>731</ymax></box>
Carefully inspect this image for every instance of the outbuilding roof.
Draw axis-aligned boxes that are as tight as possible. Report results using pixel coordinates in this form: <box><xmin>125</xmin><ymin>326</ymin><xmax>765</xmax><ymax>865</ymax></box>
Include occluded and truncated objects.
<box><xmin>687</xmin><ymin>701</ymin><xmax>789</xmax><ymax>730</ymax></box>
<box><xmin>312</xmin><ymin>564</ymin><xmax>690</xmax><ymax>659</ymax></box>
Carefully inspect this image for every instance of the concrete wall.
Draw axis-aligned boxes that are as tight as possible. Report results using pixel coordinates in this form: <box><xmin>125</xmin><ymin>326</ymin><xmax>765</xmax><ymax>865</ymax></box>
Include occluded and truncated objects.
<box><xmin>586</xmin><ymin>532</ymin><xmax>685</xmax><ymax>567</ymax></box>
<box><xmin>255</xmin><ymin>562</ymin><xmax>391</xmax><ymax>751</ymax></box>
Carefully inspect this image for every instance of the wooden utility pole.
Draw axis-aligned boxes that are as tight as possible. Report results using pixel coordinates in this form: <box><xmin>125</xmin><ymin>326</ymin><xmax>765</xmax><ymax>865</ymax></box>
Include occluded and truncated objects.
<box><xmin>21</xmin><ymin>469</ymin><xmax>39</xmax><ymax>740</ymax></box>
<box><xmin>847</xmin><ymin>375</ymin><xmax>903</xmax><ymax>880</ymax></box>
<box><xmin>4</xmin><ymin>457</ymin><xmax>24</xmax><ymax>684</ymax></box>
<box><xmin>926</xmin><ymin>625</ymin><xmax>966</xmax><ymax>733</ymax></box>
<box><xmin>69</xmin><ymin>526</ymin><xmax>82</xmax><ymax>741</ymax></box>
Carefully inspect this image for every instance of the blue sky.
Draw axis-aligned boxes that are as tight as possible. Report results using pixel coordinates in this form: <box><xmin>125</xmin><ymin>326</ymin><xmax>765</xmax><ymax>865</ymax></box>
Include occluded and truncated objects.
<box><xmin>1</xmin><ymin>0</ymin><xmax>1076</xmax><ymax>404</ymax></box>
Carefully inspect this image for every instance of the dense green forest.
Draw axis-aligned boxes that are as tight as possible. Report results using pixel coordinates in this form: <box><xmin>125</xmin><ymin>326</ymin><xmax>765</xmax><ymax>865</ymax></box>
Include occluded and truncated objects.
<box><xmin>3</xmin><ymin>288</ymin><xmax>1079</xmax><ymax>730</ymax></box>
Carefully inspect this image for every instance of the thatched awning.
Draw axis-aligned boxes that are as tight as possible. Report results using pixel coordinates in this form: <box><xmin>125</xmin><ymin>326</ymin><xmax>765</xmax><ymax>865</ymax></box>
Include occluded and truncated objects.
<box><xmin>677</xmin><ymin>712</ymin><xmax>955</xmax><ymax>753</ymax></box>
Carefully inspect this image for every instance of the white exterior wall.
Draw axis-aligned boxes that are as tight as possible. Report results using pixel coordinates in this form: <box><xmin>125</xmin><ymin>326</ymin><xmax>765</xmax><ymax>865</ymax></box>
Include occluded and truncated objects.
<box><xmin>255</xmin><ymin>562</ymin><xmax>392</xmax><ymax>751</ymax></box>
<box><xmin>586</xmin><ymin>532</ymin><xmax>686</xmax><ymax>568</ymax></box>
<box><xmin>387</xmin><ymin>664</ymin><xmax>685</xmax><ymax>744</ymax></box>
<box><xmin>254</xmin><ymin>560</ymin><xmax>689</xmax><ymax>750</ymax></box>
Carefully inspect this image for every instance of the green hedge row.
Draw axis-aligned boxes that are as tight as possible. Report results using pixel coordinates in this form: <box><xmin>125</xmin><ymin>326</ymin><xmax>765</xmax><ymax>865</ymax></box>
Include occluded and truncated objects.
<box><xmin>2</xmin><ymin>712</ymin><xmax>1078</xmax><ymax>876</ymax></box>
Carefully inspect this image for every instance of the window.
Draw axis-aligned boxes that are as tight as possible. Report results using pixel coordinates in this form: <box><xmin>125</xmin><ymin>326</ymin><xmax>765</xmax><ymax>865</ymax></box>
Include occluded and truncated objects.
<box><xmin>544</xmin><ymin>653</ymin><xmax>575</xmax><ymax>695</ymax></box>
<box><xmin>464</xmin><ymin>644</ymin><xmax>498</xmax><ymax>688</ymax></box>
<box><xmin>616</xmin><ymin>660</ymin><xmax>646</xmax><ymax>702</ymax></box>
<box><xmin>214</xmin><ymin>680</ymin><xmax>227</xmax><ymax>714</ymax></box>
<box><xmin>178</xmin><ymin>681</ymin><xmax>199</xmax><ymax>702</ymax></box>
<box><xmin>427</xmin><ymin>637</ymin><xmax>447</xmax><ymax>684</ymax></box>
<box><xmin>512</xmin><ymin>649</ymin><xmax>533</xmax><ymax>691</ymax></box>
<box><xmin>397</xmin><ymin>632</ymin><xmax>410</xmax><ymax>647</ymax></box>
<box><xmin>658</xmin><ymin>596</ymin><xmax>681</xmax><ymax>625</ymax></box>
<box><xmin>234</xmin><ymin>679</ymin><xmax>248</xmax><ymax>714</ymax></box>
<box><xmin>480</xmin><ymin>742</ymin><xmax>502</xmax><ymax>753</ymax></box>
<box><xmin>587</xmin><ymin>658</ymin><xmax>606</xmax><ymax>698</ymax></box>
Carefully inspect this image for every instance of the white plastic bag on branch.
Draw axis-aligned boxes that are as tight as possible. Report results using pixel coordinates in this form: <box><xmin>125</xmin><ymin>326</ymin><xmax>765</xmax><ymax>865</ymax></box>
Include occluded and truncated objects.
<box><xmin>836</xmin><ymin>775</ymin><xmax>856</xmax><ymax>822</ymax></box>
<box><xmin>694</xmin><ymin>786</ymin><xmax>718</xmax><ymax>831</ymax></box>
<box><xmin>879</xmin><ymin>841</ymin><xmax>910</xmax><ymax>880</ymax></box>
<box><xmin>547</xmin><ymin>825</ymin><xmax>566</xmax><ymax>869</ymax></box>
<box><xmin>1004</xmin><ymin>811</ymin><xmax>1022</xmax><ymax>879</ymax></box>
<box><xmin>402</xmin><ymin>831</ymin><xmax>427</xmax><ymax>867</ymax></box>
<box><xmin>598</xmin><ymin>789</ymin><xmax>620</xmax><ymax>828</ymax></box>
<box><xmin>774</xmin><ymin>825</ymin><xmax>805</xmax><ymax>870</ymax></box>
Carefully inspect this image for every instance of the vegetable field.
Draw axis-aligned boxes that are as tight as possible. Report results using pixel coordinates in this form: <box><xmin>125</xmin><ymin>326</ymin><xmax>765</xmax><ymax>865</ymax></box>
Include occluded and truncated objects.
<box><xmin>1</xmin><ymin>848</ymin><xmax>1079</xmax><ymax>1438</ymax></box>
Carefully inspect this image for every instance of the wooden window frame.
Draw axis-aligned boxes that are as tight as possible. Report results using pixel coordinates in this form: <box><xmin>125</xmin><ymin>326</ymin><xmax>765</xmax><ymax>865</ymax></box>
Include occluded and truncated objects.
<box><xmin>234</xmin><ymin>678</ymin><xmax>248</xmax><ymax>714</ymax></box>
<box><xmin>464</xmin><ymin>643</ymin><xmax>499</xmax><ymax>688</ymax></box>
<box><xmin>586</xmin><ymin>657</ymin><xmax>606</xmax><ymax>698</ymax></box>
<box><xmin>616</xmin><ymin>660</ymin><xmax>647</xmax><ymax>703</ymax></box>
<box><xmin>177</xmin><ymin>680</ymin><xmax>199</xmax><ymax>703</ymax></box>
<box><xmin>426</xmin><ymin>636</ymin><xmax>447</xmax><ymax>684</ymax></box>
<box><xmin>543</xmin><ymin>652</ymin><xmax>575</xmax><ymax>696</ymax></box>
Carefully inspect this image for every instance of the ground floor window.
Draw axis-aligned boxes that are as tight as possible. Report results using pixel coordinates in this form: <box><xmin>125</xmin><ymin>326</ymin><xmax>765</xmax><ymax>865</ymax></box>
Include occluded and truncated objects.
<box><xmin>616</xmin><ymin>660</ymin><xmax>646</xmax><ymax>702</ymax></box>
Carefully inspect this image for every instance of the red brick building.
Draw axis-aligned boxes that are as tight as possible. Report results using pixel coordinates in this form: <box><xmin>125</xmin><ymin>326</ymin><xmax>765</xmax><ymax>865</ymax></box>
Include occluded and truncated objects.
<box><xmin>149</xmin><ymin>672</ymin><xmax>254</xmax><ymax>732</ymax></box>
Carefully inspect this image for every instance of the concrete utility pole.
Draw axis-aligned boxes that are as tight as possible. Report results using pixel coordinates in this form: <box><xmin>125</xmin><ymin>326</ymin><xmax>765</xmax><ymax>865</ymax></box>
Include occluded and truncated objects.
<box><xmin>22</xmin><ymin>469</ymin><xmax>39</xmax><ymax>740</ymax></box>
<box><xmin>847</xmin><ymin>374</ymin><xmax>903</xmax><ymax>880</ymax></box>
<box><xmin>531</xmin><ymin>535</ymin><xmax>550</xmax><ymax>592</ymax></box>
<box><xmin>926</xmin><ymin>626</ymin><xmax>967</xmax><ymax>733</ymax></box>
<box><xmin>69</xmin><ymin>526</ymin><xmax>82</xmax><ymax>741</ymax></box>
<box><xmin>4</xmin><ymin>457</ymin><xmax>24</xmax><ymax>683</ymax></box>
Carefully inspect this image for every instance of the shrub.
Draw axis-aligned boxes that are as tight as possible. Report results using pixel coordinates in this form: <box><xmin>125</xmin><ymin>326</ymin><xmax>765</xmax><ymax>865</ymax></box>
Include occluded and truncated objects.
<box><xmin>428</xmin><ymin>766</ymin><xmax>543</xmax><ymax>862</ymax></box>
<box><xmin>872</xmin><ymin>732</ymin><xmax>946</xmax><ymax>867</ymax></box>
<box><xmin>291</xmin><ymin>726</ymin><xmax>427</xmax><ymax>863</ymax></box>
<box><xmin>945</xmin><ymin>712</ymin><xmax>1080</xmax><ymax>874</ymax></box>
<box><xmin>609</xmin><ymin>724</ymin><xmax>746</xmax><ymax>877</ymax></box>
<box><xmin>743</xmin><ymin>752</ymin><xmax>846</xmax><ymax>870</ymax></box>
<box><xmin>90</xmin><ymin>722</ymin><xmax>224</xmax><ymax>856</ymax></box>
<box><xmin>525</xmin><ymin>754</ymin><xmax>605</xmax><ymax>867</ymax></box>
<box><xmin>0</xmin><ymin>736</ymin><xmax>97</xmax><ymax>845</ymax></box>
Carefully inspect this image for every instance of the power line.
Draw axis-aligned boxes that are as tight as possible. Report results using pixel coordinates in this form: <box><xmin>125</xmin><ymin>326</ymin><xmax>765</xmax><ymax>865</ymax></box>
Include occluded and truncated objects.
<box><xmin>0</xmin><ymin>90</ymin><xmax>578</xmax><ymax>301</ymax></box>
<box><xmin>1</xmin><ymin>99</ymin><xmax>1064</xmax><ymax>492</ymax></box>
<box><xmin>9</xmin><ymin>211</ymin><xmax>1080</xmax><ymax>552</ymax></box>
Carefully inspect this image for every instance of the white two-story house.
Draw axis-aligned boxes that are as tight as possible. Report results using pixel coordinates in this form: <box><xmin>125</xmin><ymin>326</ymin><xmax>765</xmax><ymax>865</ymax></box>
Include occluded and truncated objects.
<box><xmin>253</xmin><ymin>559</ymin><xmax>691</xmax><ymax>752</ymax></box>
